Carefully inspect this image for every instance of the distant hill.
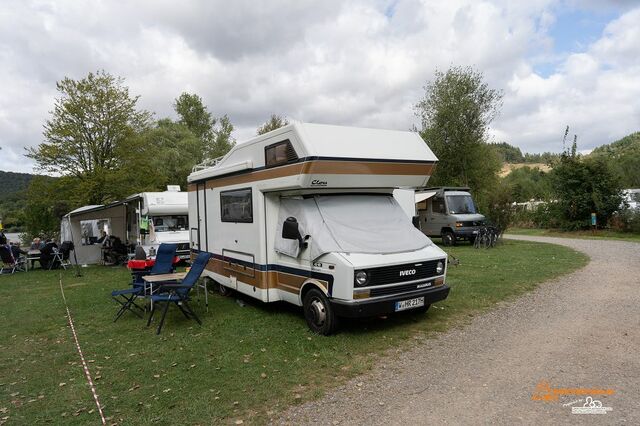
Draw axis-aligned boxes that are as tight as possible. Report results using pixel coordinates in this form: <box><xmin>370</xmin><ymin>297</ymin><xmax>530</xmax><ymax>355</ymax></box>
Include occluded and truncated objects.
<box><xmin>590</xmin><ymin>132</ymin><xmax>640</xmax><ymax>157</ymax></box>
<box><xmin>490</xmin><ymin>142</ymin><xmax>560</xmax><ymax>164</ymax></box>
<box><xmin>589</xmin><ymin>132</ymin><xmax>640</xmax><ymax>188</ymax></box>
<box><xmin>500</xmin><ymin>162</ymin><xmax>551</xmax><ymax>177</ymax></box>
<box><xmin>0</xmin><ymin>170</ymin><xmax>35</xmax><ymax>198</ymax></box>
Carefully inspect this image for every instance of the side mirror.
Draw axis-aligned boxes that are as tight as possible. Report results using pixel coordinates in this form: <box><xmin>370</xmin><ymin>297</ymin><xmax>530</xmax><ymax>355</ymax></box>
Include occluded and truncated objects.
<box><xmin>282</xmin><ymin>217</ymin><xmax>306</xmax><ymax>248</ymax></box>
<box><xmin>412</xmin><ymin>215</ymin><xmax>420</xmax><ymax>229</ymax></box>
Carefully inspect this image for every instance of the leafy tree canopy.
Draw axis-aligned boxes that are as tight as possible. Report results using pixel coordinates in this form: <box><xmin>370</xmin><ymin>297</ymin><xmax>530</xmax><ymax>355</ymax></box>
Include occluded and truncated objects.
<box><xmin>415</xmin><ymin>66</ymin><xmax>503</xmax><ymax>207</ymax></box>
<box><xmin>26</xmin><ymin>71</ymin><xmax>152</xmax><ymax>204</ymax></box>
<box><xmin>173</xmin><ymin>92</ymin><xmax>235</xmax><ymax>160</ymax></box>
<box><xmin>257</xmin><ymin>114</ymin><xmax>289</xmax><ymax>135</ymax></box>
<box><xmin>549</xmin><ymin>152</ymin><xmax>623</xmax><ymax>230</ymax></box>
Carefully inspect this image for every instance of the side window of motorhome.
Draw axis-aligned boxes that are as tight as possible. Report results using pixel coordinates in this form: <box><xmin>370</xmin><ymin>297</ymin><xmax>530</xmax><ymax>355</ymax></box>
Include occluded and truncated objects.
<box><xmin>221</xmin><ymin>188</ymin><xmax>253</xmax><ymax>223</ymax></box>
<box><xmin>265</xmin><ymin>140</ymin><xmax>298</xmax><ymax>168</ymax></box>
<box><xmin>432</xmin><ymin>197</ymin><xmax>446</xmax><ymax>214</ymax></box>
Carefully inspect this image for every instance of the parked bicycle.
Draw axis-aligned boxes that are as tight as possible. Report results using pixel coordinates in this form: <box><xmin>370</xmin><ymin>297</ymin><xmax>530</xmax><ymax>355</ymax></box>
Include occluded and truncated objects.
<box><xmin>473</xmin><ymin>225</ymin><xmax>501</xmax><ymax>249</ymax></box>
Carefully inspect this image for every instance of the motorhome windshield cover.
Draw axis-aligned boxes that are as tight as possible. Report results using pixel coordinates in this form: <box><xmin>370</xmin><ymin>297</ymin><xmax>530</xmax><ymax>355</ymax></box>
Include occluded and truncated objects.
<box><xmin>275</xmin><ymin>195</ymin><xmax>432</xmax><ymax>259</ymax></box>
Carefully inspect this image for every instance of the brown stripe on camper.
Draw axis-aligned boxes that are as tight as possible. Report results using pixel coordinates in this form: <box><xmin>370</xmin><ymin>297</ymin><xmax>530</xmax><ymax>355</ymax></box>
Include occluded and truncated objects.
<box><xmin>188</xmin><ymin>160</ymin><xmax>435</xmax><ymax>189</ymax></box>
<box><xmin>202</xmin><ymin>257</ymin><xmax>329</xmax><ymax>295</ymax></box>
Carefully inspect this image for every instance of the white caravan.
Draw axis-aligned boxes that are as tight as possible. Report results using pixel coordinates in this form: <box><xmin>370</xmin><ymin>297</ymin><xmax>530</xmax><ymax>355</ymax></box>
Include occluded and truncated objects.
<box><xmin>187</xmin><ymin>123</ymin><xmax>450</xmax><ymax>334</ymax></box>
<box><xmin>60</xmin><ymin>187</ymin><xmax>190</xmax><ymax>264</ymax></box>
<box><xmin>125</xmin><ymin>189</ymin><xmax>190</xmax><ymax>260</ymax></box>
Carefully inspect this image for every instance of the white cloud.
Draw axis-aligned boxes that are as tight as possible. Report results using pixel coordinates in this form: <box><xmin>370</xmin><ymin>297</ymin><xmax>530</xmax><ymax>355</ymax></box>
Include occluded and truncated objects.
<box><xmin>495</xmin><ymin>7</ymin><xmax>640</xmax><ymax>152</ymax></box>
<box><xmin>0</xmin><ymin>0</ymin><xmax>638</xmax><ymax>173</ymax></box>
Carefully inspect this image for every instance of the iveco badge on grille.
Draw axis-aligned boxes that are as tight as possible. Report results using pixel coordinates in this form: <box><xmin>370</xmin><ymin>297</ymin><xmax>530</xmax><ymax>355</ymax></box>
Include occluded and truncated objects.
<box><xmin>399</xmin><ymin>269</ymin><xmax>417</xmax><ymax>276</ymax></box>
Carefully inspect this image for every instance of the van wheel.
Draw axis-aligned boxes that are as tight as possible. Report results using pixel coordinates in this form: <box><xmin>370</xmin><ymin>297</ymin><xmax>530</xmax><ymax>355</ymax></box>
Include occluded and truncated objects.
<box><xmin>217</xmin><ymin>283</ymin><xmax>233</xmax><ymax>297</ymax></box>
<box><xmin>303</xmin><ymin>288</ymin><xmax>339</xmax><ymax>335</ymax></box>
<box><xmin>441</xmin><ymin>231</ymin><xmax>456</xmax><ymax>246</ymax></box>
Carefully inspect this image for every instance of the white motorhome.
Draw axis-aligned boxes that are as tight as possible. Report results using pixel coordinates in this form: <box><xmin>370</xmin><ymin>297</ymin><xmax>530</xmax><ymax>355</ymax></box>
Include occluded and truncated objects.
<box><xmin>125</xmin><ymin>189</ymin><xmax>190</xmax><ymax>260</ymax></box>
<box><xmin>187</xmin><ymin>123</ymin><xmax>450</xmax><ymax>334</ymax></box>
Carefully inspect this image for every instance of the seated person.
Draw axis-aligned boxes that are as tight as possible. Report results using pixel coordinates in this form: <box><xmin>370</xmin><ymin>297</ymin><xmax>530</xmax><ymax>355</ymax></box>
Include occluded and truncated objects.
<box><xmin>30</xmin><ymin>237</ymin><xmax>44</xmax><ymax>250</ymax></box>
<box><xmin>10</xmin><ymin>242</ymin><xmax>27</xmax><ymax>260</ymax></box>
<box><xmin>96</xmin><ymin>231</ymin><xmax>108</xmax><ymax>244</ymax></box>
<box><xmin>40</xmin><ymin>239</ymin><xmax>59</xmax><ymax>269</ymax></box>
<box><xmin>104</xmin><ymin>236</ymin><xmax>127</xmax><ymax>265</ymax></box>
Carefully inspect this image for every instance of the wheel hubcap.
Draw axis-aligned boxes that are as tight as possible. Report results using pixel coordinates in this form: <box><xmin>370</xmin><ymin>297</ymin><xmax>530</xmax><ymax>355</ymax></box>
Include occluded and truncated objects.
<box><xmin>310</xmin><ymin>299</ymin><xmax>326</xmax><ymax>326</ymax></box>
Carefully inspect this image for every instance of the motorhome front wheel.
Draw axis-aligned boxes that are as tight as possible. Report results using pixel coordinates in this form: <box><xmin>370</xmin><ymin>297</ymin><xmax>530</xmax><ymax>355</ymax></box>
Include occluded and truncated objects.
<box><xmin>303</xmin><ymin>288</ymin><xmax>339</xmax><ymax>335</ymax></box>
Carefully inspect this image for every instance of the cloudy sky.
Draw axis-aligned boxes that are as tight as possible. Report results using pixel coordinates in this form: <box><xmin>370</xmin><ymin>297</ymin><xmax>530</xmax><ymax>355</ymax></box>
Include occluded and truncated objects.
<box><xmin>1</xmin><ymin>0</ymin><xmax>639</xmax><ymax>173</ymax></box>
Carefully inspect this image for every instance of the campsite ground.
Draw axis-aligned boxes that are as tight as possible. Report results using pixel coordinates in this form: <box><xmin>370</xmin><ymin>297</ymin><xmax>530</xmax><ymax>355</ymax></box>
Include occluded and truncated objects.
<box><xmin>508</xmin><ymin>227</ymin><xmax>640</xmax><ymax>243</ymax></box>
<box><xmin>281</xmin><ymin>235</ymin><xmax>639</xmax><ymax>424</ymax></box>
<box><xmin>0</xmin><ymin>240</ymin><xmax>587</xmax><ymax>424</ymax></box>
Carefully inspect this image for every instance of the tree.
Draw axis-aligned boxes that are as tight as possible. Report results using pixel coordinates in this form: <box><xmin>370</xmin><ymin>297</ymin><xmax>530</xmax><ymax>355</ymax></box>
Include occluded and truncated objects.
<box><xmin>415</xmin><ymin>66</ymin><xmax>503</xmax><ymax>204</ymax></box>
<box><xmin>490</xmin><ymin>142</ymin><xmax>524</xmax><ymax>163</ymax></box>
<box><xmin>502</xmin><ymin>166</ymin><xmax>552</xmax><ymax>202</ymax></box>
<box><xmin>141</xmin><ymin>119</ymin><xmax>202</xmax><ymax>188</ymax></box>
<box><xmin>257</xmin><ymin>114</ymin><xmax>289</xmax><ymax>135</ymax></box>
<box><xmin>22</xmin><ymin>176</ymin><xmax>72</xmax><ymax>239</ymax></box>
<box><xmin>173</xmin><ymin>92</ymin><xmax>235</xmax><ymax>160</ymax></box>
<box><xmin>549</xmin><ymin>153</ymin><xmax>623</xmax><ymax>230</ymax></box>
<box><xmin>26</xmin><ymin>71</ymin><xmax>152</xmax><ymax>204</ymax></box>
<box><xmin>174</xmin><ymin>93</ymin><xmax>213</xmax><ymax>141</ymax></box>
<box><xmin>209</xmin><ymin>114</ymin><xmax>235</xmax><ymax>159</ymax></box>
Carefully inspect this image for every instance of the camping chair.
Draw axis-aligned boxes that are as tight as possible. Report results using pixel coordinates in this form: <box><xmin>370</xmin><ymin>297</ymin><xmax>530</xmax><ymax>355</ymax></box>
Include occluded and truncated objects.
<box><xmin>131</xmin><ymin>243</ymin><xmax>178</xmax><ymax>287</ymax></box>
<box><xmin>146</xmin><ymin>251</ymin><xmax>212</xmax><ymax>335</ymax></box>
<box><xmin>110</xmin><ymin>243</ymin><xmax>178</xmax><ymax>322</ymax></box>
<box><xmin>0</xmin><ymin>245</ymin><xmax>26</xmax><ymax>274</ymax></box>
<box><xmin>58</xmin><ymin>241</ymin><xmax>74</xmax><ymax>270</ymax></box>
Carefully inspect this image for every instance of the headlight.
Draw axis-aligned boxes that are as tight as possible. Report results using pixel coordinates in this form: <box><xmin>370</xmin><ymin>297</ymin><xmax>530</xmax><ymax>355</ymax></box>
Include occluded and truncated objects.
<box><xmin>354</xmin><ymin>270</ymin><xmax>369</xmax><ymax>286</ymax></box>
<box><xmin>436</xmin><ymin>261</ymin><xmax>444</xmax><ymax>275</ymax></box>
<box><xmin>455</xmin><ymin>222</ymin><xmax>463</xmax><ymax>227</ymax></box>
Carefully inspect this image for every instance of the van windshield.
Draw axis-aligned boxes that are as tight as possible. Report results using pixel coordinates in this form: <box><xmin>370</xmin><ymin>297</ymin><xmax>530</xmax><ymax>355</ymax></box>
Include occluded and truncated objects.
<box><xmin>152</xmin><ymin>215</ymin><xmax>188</xmax><ymax>232</ymax></box>
<box><xmin>446</xmin><ymin>195</ymin><xmax>477</xmax><ymax>214</ymax></box>
<box><xmin>275</xmin><ymin>195</ymin><xmax>431</xmax><ymax>259</ymax></box>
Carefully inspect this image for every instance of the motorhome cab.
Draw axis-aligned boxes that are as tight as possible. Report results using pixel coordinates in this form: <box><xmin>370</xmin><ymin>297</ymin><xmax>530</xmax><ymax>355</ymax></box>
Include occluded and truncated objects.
<box><xmin>187</xmin><ymin>123</ymin><xmax>450</xmax><ymax>334</ymax></box>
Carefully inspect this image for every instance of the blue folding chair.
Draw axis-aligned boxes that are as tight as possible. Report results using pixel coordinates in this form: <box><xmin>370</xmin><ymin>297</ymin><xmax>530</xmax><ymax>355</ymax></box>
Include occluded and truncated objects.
<box><xmin>111</xmin><ymin>243</ymin><xmax>178</xmax><ymax>322</ymax></box>
<box><xmin>146</xmin><ymin>251</ymin><xmax>212</xmax><ymax>334</ymax></box>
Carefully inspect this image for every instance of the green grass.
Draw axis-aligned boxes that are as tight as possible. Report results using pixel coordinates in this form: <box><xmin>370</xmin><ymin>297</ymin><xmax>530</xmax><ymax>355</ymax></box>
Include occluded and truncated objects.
<box><xmin>507</xmin><ymin>227</ymin><xmax>640</xmax><ymax>243</ymax></box>
<box><xmin>0</xmin><ymin>240</ymin><xmax>588</xmax><ymax>425</ymax></box>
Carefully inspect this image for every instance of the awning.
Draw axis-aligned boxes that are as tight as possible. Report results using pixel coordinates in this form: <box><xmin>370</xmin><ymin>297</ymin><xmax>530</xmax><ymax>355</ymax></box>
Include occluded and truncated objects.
<box><xmin>415</xmin><ymin>191</ymin><xmax>437</xmax><ymax>203</ymax></box>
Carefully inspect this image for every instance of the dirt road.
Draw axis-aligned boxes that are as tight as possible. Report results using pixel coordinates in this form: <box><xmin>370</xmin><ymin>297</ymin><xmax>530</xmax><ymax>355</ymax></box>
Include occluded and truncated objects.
<box><xmin>279</xmin><ymin>236</ymin><xmax>640</xmax><ymax>424</ymax></box>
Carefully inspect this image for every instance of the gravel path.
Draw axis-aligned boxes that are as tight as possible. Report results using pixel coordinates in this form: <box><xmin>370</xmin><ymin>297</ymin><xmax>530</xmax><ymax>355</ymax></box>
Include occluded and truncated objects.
<box><xmin>278</xmin><ymin>236</ymin><xmax>639</xmax><ymax>425</ymax></box>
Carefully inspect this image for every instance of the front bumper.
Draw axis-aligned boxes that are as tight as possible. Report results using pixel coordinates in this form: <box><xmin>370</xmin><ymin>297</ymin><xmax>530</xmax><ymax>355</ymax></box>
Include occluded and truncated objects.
<box><xmin>454</xmin><ymin>227</ymin><xmax>479</xmax><ymax>238</ymax></box>
<box><xmin>330</xmin><ymin>285</ymin><xmax>450</xmax><ymax>318</ymax></box>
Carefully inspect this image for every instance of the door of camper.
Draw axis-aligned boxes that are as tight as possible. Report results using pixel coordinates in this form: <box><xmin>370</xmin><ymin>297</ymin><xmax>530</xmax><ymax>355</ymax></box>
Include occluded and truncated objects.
<box><xmin>192</xmin><ymin>183</ymin><xmax>208</xmax><ymax>251</ymax></box>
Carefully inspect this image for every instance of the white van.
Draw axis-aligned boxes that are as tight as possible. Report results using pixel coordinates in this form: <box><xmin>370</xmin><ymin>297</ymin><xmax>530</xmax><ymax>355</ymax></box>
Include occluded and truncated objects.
<box><xmin>187</xmin><ymin>123</ymin><xmax>450</xmax><ymax>334</ymax></box>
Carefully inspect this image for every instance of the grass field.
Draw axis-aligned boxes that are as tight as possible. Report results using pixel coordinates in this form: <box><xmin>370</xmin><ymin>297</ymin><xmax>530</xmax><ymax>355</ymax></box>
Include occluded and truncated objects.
<box><xmin>0</xmin><ymin>240</ymin><xmax>588</xmax><ymax>425</ymax></box>
<box><xmin>507</xmin><ymin>227</ymin><xmax>640</xmax><ymax>243</ymax></box>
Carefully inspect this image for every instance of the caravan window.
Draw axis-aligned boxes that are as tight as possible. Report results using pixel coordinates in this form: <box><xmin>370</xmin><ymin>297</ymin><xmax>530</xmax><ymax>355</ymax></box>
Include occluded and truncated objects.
<box><xmin>221</xmin><ymin>188</ymin><xmax>253</xmax><ymax>223</ymax></box>
<box><xmin>265</xmin><ymin>140</ymin><xmax>298</xmax><ymax>168</ymax></box>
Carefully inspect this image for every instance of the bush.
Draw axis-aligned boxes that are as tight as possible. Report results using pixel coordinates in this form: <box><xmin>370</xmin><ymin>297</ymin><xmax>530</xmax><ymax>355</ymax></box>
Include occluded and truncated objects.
<box><xmin>549</xmin><ymin>154</ymin><xmax>623</xmax><ymax>230</ymax></box>
<box><xmin>611</xmin><ymin>209</ymin><xmax>640</xmax><ymax>233</ymax></box>
<box><xmin>479</xmin><ymin>180</ymin><xmax>513</xmax><ymax>232</ymax></box>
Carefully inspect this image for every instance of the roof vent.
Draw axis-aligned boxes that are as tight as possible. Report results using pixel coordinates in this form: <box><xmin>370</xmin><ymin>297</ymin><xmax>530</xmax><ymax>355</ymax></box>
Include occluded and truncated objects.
<box><xmin>166</xmin><ymin>185</ymin><xmax>181</xmax><ymax>192</ymax></box>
